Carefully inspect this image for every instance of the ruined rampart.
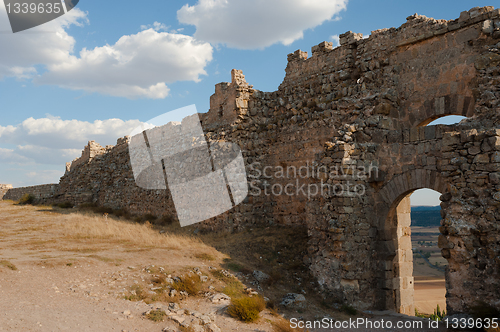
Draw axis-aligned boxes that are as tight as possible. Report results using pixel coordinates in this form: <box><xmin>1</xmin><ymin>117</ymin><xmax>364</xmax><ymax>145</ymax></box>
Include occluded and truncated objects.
<box><xmin>2</xmin><ymin>6</ymin><xmax>500</xmax><ymax>317</ymax></box>
<box><xmin>2</xmin><ymin>184</ymin><xmax>59</xmax><ymax>203</ymax></box>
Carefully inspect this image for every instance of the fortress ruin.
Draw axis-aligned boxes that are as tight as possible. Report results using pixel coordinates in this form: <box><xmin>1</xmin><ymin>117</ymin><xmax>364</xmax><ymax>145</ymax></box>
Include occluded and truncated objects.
<box><xmin>2</xmin><ymin>6</ymin><xmax>500</xmax><ymax>316</ymax></box>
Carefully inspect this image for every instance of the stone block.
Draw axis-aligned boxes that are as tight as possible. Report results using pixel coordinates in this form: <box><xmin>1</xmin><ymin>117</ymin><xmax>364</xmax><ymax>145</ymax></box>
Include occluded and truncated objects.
<box><xmin>473</xmin><ymin>154</ymin><xmax>490</xmax><ymax>163</ymax></box>
<box><xmin>492</xmin><ymin>151</ymin><xmax>500</xmax><ymax>163</ymax></box>
<box><xmin>424</xmin><ymin>126</ymin><xmax>436</xmax><ymax>140</ymax></box>
<box><xmin>483</xmin><ymin>20</ymin><xmax>494</xmax><ymax>34</ymax></box>
<box><xmin>442</xmin><ymin>132</ymin><xmax>460</xmax><ymax>146</ymax></box>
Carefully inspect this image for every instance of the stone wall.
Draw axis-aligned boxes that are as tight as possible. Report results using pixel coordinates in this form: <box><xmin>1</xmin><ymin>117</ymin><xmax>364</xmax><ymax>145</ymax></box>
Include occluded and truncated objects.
<box><xmin>2</xmin><ymin>184</ymin><xmax>59</xmax><ymax>203</ymax></box>
<box><xmin>11</xmin><ymin>5</ymin><xmax>500</xmax><ymax>316</ymax></box>
<box><xmin>0</xmin><ymin>184</ymin><xmax>13</xmax><ymax>200</ymax></box>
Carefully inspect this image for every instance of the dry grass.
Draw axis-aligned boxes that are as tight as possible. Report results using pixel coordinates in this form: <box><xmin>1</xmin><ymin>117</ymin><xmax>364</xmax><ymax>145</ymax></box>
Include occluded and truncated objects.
<box><xmin>172</xmin><ymin>273</ymin><xmax>204</xmax><ymax>295</ymax></box>
<box><xmin>145</xmin><ymin>308</ymin><xmax>167</xmax><ymax>322</ymax></box>
<box><xmin>0</xmin><ymin>260</ymin><xmax>17</xmax><ymax>270</ymax></box>
<box><xmin>272</xmin><ymin>318</ymin><xmax>309</xmax><ymax>332</ymax></box>
<box><xmin>227</xmin><ymin>296</ymin><xmax>266</xmax><ymax>323</ymax></box>
<box><xmin>62</xmin><ymin>213</ymin><xmax>205</xmax><ymax>250</ymax></box>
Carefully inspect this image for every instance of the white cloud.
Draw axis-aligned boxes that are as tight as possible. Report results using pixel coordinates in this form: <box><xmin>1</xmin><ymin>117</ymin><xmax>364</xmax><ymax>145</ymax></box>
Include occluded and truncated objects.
<box><xmin>0</xmin><ymin>116</ymin><xmax>145</xmax><ymax>165</ymax></box>
<box><xmin>36</xmin><ymin>29</ymin><xmax>213</xmax><ymax>99</ymax></box>
<box><xmin>331</xmin><ymin>35</ymin><xmax>340</xmax><ymax>47</ymax></box>
<box><xmin>0</xmin><ymin>4</ymin><xmax>87</xmax><ymax>79</ymax></box>
<box><xmin>0</xmin><ymin>4</ymin><xmax>213</xmax><ymax>99</ymax></box>
<box><xmin>141</xmin><ymin>21</ymin><xmax>169</xmax><ymax>31</ymax></box>
<box><xmin>177</xmin><ymin>0</ymin><xmax>348</xmax><ymax>49</ymax></box>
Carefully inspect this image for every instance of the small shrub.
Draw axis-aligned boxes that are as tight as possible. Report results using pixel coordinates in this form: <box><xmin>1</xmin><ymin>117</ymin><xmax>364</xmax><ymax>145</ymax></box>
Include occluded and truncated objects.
<box><xmin>0</xmin><ymin>260</ymin><xmax>17</xmax><ymax>270</ymax></box>
<box><xmin>144</xmin><ymin>213</ymin><xmax>157</xmax><ymax>222</ymax></box>
<box><xmin>19</xmin><ymin>193</ymin><xmax>35</xmax><ymax>205</ymax></box>
<box><xmin>429</xmin><ymin>304</ymin><xmax>446</xmax><ymax>321</ymax></box>
<box><xmin>124</xmin><ymin>284</ymin><xmax>147</xmax><ymax>301</ymax></box>
<box><xmin>341</xmin><ymin>304</ymin><xmax>357</xmax><ymax>315</ymax></box>
<box><xmin>146</xmin><ymin>308</ymin><xmax>166</xmax><ymax>322</ymax></box>
<box><xmin>415</xmin><ymin>308</ymin><xmax>426</xmax><ymax>318</ymax></box>
<box><xmin>156</xmin><ymin>214</ymin><xmax>175</xmax><ymax>226</ymax></box>
<box><xmin>172</xmin><ymin>274</ymin><xmax>203</xmax><ymax>296</ymax></box>
<box><xmin>227</xmin><ymin>296</ymin><xmax>265</xmax><ymax>323</ymax></box>
<box><xmin>58</xmin><ymin>202</ymin><xmax>74</xmax><ymax>209</ymax></box>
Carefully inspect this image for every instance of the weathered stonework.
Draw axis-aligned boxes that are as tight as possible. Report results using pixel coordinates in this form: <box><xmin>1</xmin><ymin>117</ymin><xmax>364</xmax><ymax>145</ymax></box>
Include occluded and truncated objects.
<box><xmin>0</xmin><ymin>184</ymin><xmax>13</xmax><ymax>200</ymax></box>
<box><xmin>2</xmin><ymin>6</ymin><xmax>500</xmax><ymax>316</ymax></box>
<box><xmin>2</xmin><ymin>184</ymin><xmax>58</xmax><ymax>203</ymax></box>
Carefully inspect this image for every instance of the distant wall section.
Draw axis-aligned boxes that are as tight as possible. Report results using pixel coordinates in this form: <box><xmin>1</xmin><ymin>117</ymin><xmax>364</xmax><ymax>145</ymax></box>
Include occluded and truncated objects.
<box><xmin>2</xmin><ymin>184</ymin><xmax>59</xmax><ymax>203</ymax></box>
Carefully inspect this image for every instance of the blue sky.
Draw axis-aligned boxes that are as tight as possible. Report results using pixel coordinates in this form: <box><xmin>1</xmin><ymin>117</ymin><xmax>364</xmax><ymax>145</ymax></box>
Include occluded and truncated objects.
<box><xmin>0</xmin><ymin>0</ymin><xmax>493</xmax><ymax>205</ymax></box>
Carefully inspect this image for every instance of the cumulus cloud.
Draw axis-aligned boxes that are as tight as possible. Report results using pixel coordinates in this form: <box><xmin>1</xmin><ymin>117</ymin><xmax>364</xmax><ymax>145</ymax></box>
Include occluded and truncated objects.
<box><xmin>0</xmin><ymin>116</ymin><xmax>145</xmax><ymax>165</ymax></box>
<box><xmin>36</xmin><ymin>29</ymin><xmax>213</xmax><ymax>99</ymax></box>
<box><xmin>0</xmin><ymin>4</ymin><xmax>87</xmax><ymax>79</ymax></box>
<box><xmin>177</xmin><ymin>0</ymin><xmax>348</xmax><ymax>49</ymax></box>
<box><xmin>0</xmin><ymin>4</ymin><xmax>213</xmax><ymax>99</ymax></box>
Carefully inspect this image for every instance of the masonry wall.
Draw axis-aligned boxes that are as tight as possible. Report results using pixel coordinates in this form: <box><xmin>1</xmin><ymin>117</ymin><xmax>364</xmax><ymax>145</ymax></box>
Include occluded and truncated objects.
<box><xmin>2</xmin><ymin>184</ymin><xmax>59</xmax><ymax>203</ymax></box>
<box><xmin>0</xmin><ymin>184</ymin><xmax>13</xmax><ymax>200</ymax></box>
<box><xmin>16</xmin><ymin>6</ymin><xmax>500</xmax><ymax>315</ymax></box>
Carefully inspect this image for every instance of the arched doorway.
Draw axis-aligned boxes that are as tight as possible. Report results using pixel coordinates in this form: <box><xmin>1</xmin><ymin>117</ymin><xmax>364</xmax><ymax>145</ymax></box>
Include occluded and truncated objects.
<box><xmin>410</xmin><ymin>189</ymin><xmax>447</xmax><ymax>316</ymax></box>
<box><xmin>376</xmin><ymin>170</ymin><xmax>449</xmax><ymax>316</ymax></box>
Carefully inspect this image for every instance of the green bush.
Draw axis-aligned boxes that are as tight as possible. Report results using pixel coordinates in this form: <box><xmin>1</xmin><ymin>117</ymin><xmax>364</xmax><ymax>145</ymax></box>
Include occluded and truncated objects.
<box><xmin>18</xmin><ymin>193</ymin><xmax>35</xmax><ymax>205</ymax></box>
<box><xmin>227</xmin><ymin>296</ymin><xmax>266</xmax><ymax>323</ymax></box>
<box><xmin>429</xmin><ymin>304</ymin><xmax>446</xmax><ymax>321</ymax></box>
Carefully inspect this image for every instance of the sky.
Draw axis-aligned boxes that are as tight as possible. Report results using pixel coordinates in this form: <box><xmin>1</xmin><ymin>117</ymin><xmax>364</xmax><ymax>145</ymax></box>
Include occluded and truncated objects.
<box><xmin>0</xmin><ymin>0</ymin><xmax>493</xmax><ymax>206</ymax></box>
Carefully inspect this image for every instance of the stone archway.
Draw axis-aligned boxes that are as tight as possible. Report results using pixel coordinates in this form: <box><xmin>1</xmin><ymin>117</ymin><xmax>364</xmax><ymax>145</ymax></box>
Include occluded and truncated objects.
<box><xmin>375</xmin><ymin>169</ymin><xmax>449</xmax><ymax>315</ymax></box>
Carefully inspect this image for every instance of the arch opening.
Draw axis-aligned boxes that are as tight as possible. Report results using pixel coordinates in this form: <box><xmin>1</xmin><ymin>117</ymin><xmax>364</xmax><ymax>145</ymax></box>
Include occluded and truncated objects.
<box><xmin>410</xmin><ymin>189</ymin><xmax>447</xmax><ymax>317</ymax></box>
<box><xmin>376</xmin><ymin>169</ymin><xmax>449</xmax><ymax>316</ymax></box>
<box><xmin>417</xmin><ymin>115</ymin><xmax>467</xmax><ymax>127</ymax></box>
<box><xmin>382</xmin><ymin>188</ymin><xmax>448</xmax><ymax>316</ymax></box>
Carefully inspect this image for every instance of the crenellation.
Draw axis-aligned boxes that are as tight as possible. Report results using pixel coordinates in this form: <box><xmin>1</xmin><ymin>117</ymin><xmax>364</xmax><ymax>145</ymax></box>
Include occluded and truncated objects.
<box><xmin>339</xmin><ymin>31</ymin><xmax>363</xmax><ymax>46</ymax></box>
<box><xmin>311</xmin><ymin>41</ymin><xmax>333</xmax><ymax>56</ymax></box>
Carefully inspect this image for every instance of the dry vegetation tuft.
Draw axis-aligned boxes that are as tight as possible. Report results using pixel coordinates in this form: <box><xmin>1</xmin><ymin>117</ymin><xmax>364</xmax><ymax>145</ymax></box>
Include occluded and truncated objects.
<box><xmin>272</xmin><ymin>318</ymin><xmax>309</xmax><ymax>332</ymax></box>
<box><xmin>62</xmin><ymin>213</ymin><xmax>204</xmax><ymax>250</ymax></box>
<box><xmin>0</xmin><ymin>260</ymin><xmax>17</xmax><ymax>270</ymax></box>
<box><xmin>227</xmin><ymin>295</ymin><xmax>266</xmax><ymax>323</ymax></box>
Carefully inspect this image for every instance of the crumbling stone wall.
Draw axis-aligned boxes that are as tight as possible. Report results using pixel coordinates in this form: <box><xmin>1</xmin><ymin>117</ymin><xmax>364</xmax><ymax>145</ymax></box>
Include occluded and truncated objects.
<box><xmin>3</xmin><ymin>5</ymin><xmax>499</xmax><ymax>316</ymax></box>
<box><xmin>0</xmin><ymin>184</ymin><xmax>13</xmax><ymax>200</ymax></box>
<box><xmin>2</xmin><ymin>184</ymin><xmax>59</xmax><ymax>203</ymax></box>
